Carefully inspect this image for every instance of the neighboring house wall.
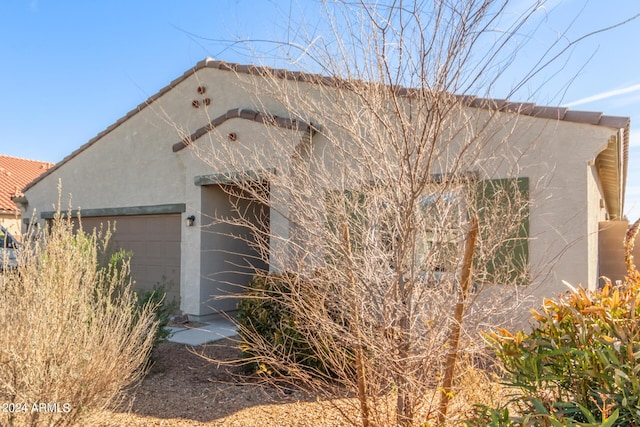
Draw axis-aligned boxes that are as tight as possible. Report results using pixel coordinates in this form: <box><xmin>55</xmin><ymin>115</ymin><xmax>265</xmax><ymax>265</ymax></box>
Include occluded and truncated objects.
<box><xmin>0</xmin><ymin>213</ymin><xmax>21</xmax><ymax>238</ymax></box>
<box><xmin>599</xmin><ymin>219</ymin><xmax>640</xmax><ymax>283</ymax></box>
<box><xmin>20</xmin><ymin>61</ymin><xmax>628</xmax><ymax>318</ymax></box>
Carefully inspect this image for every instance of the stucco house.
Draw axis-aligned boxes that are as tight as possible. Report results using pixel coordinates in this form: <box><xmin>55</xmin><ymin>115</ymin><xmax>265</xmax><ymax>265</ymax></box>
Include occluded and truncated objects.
<box><xmin>0</xmin><ymin>155</ymin><xmax>52</xmax><ymax>239</ymax></box>
<box><xmin>18</xmin><ymin>59</ymin><xmax>629</xmax><ymax>320</ymax></box>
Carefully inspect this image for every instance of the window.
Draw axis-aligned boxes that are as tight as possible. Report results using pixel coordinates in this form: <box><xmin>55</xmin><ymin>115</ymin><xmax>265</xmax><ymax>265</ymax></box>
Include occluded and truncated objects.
<box><xmin>323</xmin><ymin>176</ymin><xmax>529</xmax><ymax>285</ymax></box>
<box><xmin>416</xmin><ymin>185</ymin><xmax>465</xmax><ymax>274</ymax></box>
<box><xmin>324</xmin><ymin>183</ymin><xmax>465</xmax><ymax>276</ymax></box>
<box><xmin>473</xmin><ymin>177</ymin><xmax>529</xmax><ymax>285</ymax></box>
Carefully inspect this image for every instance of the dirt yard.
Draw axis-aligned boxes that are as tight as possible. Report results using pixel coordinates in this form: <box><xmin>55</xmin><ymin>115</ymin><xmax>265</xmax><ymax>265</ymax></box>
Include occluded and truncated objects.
<box><xmin>87</xmin><ymin>338</ymin><xmax>359</xmax><ymax>426</ymax></box>
<box><xmin>81</xmin><ymin>333</ymin><xmax>499</xmax><ymax>426</ymax></box>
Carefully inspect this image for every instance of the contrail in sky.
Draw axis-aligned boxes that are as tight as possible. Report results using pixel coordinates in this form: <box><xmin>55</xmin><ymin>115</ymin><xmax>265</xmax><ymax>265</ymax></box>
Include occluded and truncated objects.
<box><xmin>564</xmin><ymin>83</ymin><xmax>640</xmax><ymax>108</ymax></box>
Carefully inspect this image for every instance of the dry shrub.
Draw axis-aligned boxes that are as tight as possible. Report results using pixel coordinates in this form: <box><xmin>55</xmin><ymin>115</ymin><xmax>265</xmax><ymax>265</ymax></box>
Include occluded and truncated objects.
<box><xmin>447</xmin><ymin>359</ymin><xmax>508</xmax><ymax>423</ymax></box>
<box><xmin>0</xmin><ymin>210</ymin><xmax>158</xmax><ymax>427</ymax></box>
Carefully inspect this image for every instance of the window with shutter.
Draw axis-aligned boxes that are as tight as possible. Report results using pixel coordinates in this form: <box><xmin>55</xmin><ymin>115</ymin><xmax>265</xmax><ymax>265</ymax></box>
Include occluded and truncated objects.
<box><xmin>473</xmin><ymin>177</ymin><xmax>529</xmax><ymax>285</ymax></box>
<box><xmin>322</xmin><ymin>176</ymin><xmax>529</xmax><ymax>286</ymax></box>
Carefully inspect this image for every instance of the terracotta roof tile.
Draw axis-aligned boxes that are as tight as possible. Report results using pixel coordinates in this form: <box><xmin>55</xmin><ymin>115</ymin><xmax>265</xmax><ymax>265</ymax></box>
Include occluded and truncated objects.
<box><xmin>530</xmin><ymin>106</ymin><xmax>567</xmax><ymax>120</ymax></box>
<box><xmin>563</xmin><ymin>110</ymin><xmax>603</xmax><ymax>124</ymax></box>
<box><xmin>0</xmin><ymin>155</ymin><xmax>53</xmax><ymax>212</ymax></box>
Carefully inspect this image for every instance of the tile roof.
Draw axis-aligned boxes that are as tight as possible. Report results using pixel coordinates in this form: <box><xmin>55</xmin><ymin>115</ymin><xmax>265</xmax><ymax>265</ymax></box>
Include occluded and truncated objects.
<box><xmin>22</xmin><ymin>58</ymin><xmax>630</xmax><ymax>193</ymax></box>
<box><xmin>0</xmin><ymin>155</ymin><xmax>53</xmax><ymax>212</ymax></box>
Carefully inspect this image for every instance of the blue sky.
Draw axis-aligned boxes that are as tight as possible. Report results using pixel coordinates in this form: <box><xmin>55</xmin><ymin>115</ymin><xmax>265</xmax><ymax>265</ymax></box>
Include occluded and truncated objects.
<box><xmin>0</xmin><ymin>0</ymin><xmax>638</xmax><ymax>220</ymax></box>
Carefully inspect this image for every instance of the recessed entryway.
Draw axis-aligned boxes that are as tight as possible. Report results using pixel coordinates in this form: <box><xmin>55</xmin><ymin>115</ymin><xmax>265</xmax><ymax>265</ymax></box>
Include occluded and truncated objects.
<box><xmin>200</xmin><ymin>182</ymin><xmax>270</xmax><ymax>314</ymax></box>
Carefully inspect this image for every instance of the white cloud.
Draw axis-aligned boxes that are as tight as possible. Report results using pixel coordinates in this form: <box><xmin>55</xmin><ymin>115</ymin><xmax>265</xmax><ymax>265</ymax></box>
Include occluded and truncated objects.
<box><xmin>564</xmin><ymin>83</ymin><xmax>640</xmax><ymax>108</ymax></box>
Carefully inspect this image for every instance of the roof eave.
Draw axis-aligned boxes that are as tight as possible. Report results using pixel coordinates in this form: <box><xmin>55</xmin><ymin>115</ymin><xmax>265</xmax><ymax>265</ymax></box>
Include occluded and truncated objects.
<box><xmin>595</xmin><ymin>122</ymin><xmax>629</xmax><ymax>220</ymax></box>
<box><xmin>21</xmin><ymin>58</ymin><xmax>633</xmax><ymax>199</ymax></box>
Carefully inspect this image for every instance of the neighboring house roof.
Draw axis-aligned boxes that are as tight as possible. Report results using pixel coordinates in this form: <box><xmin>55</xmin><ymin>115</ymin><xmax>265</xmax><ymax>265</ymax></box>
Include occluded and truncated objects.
<box><xmin>21</xmin><ymin>59</ymin><xmax>631</xmax><ymax>217</ymax></box>
<box><xmin>0</xmin><ymin>155</ymin><xmax>53</xmax><ymax>213</ymax></box>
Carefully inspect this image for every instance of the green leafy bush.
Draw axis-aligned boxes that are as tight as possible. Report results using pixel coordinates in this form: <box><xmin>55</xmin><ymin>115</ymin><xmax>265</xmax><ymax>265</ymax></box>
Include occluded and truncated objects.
<box><xmin>236</xmin><ymin>272</ymin><xmax>328</xmax><ymax>376</ymax></box>
<box><xmin>466</xmin><ymin>402</ymin><xmax>619</xmax><ymax>427</ymax></box>
<box><xmin>466</xmin><ymin>220</ymin><xmax>640</xmax><ymax>427</ymax></box>
<box><xmin>102</xmin><ymin>249</ymin><xmax>177</xmax><ymax>352</ymax></box>
<box><xmin>136</xmin><ymin>282</ymin><xmax>178</xmax><ymax>349</ymax></box>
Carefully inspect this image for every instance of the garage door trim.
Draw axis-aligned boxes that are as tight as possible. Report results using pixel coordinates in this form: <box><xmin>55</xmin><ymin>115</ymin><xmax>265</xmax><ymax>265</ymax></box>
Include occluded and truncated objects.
<box><xmin>41</xmin><ymin>203</ymin><xmax>186</xmax><ymax>219</ymax></box>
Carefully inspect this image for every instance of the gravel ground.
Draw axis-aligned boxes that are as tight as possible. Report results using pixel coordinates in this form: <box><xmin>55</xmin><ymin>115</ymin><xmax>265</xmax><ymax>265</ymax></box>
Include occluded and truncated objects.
<box><xmin>87</xmin><ymin>338</ymin><xmax>359</xmax><ymax>426</ymax></box>
<box><xmin>78</xmin><ymin>333</ymin><xmax>499</xmax><ymax>426</ymax></box>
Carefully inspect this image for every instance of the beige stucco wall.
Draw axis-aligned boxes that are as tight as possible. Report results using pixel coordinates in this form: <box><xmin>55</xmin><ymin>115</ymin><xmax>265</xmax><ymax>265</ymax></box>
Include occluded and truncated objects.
<box><xmin>22</xmin><ymin>65</ymin><xmax>622</xmax><ymax>316</ymax></box>
<box><xmin>587</xmin><ymin>163</ymin><xmax>609</xmax><ymax>287</ymax></box>
<box><xmin>461</xmin><ymin>109</ymin><xmax>613</xmax><ymax>297</ymax></box>
<box><xmin>0</xmin><ymin>213</ymin><xmax>21</xmax><ymax>239</ymax></box>
<box><xmin>485</xmin><ymin>117</ymin><xmax>612</xmax><ymax>299</ymax></box>
<box><xmin>599</xmin><ymin>219</ymin><xmax>640</xmax><ymax>283</ymax></box>
<box><xmin>21</xmin><ymin>67</ymin><xmax>304</xmax><ymax>317</ymax></box>
<box><xmin>303</xmin><ymin>95</ymin><xmax>615</xmax><ymax>298</ymax></box>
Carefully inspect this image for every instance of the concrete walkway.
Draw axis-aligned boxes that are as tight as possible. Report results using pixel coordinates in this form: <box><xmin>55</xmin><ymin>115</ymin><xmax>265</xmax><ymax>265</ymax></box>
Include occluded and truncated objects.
<box><xmin>167</xmin><ymin>318</ymin><xmax>238</xmax><ymax>346</ymax></box>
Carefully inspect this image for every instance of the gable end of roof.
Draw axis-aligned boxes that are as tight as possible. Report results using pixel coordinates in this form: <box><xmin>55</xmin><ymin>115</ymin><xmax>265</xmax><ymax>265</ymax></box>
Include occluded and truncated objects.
<box><xmin>22</xmin><ymin>58</ymin><xmax>631</xmax><ymax>194</ymax></box>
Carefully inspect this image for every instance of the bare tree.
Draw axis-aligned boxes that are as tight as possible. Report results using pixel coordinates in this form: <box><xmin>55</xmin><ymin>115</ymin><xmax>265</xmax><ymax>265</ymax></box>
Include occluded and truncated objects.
<box><xmin>181</xmin><ymin>1</ymin><xmax>634</xmax><ymax>425</ymax></box>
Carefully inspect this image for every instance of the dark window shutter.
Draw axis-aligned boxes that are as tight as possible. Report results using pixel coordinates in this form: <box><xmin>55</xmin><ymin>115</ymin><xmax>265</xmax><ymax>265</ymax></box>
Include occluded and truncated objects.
<box><xmin>473</xmin><ymin>177</ymin><xmax>529</xmax><ymax>285</ymax></box>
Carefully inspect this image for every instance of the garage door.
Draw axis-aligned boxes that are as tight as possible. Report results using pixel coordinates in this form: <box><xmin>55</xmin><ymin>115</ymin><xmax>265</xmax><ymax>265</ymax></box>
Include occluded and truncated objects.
<box><xmin>78</xmin><ymin>214</ymin><xmax>181</xmax><ymax>306</ymax></box>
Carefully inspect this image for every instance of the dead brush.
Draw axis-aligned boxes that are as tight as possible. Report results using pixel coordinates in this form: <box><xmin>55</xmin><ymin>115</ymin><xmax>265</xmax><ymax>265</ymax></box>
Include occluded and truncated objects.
<box><xmin>0</xmin><ymin>209</ymin><xmax>158</xmax><ymax>427</ymax></box>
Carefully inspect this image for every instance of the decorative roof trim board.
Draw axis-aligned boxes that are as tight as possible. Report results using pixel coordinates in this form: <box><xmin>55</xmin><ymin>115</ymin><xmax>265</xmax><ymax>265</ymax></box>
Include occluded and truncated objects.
<box><xmin>40</xmin><ymin>203</ymin><xmax>186</xmax><ymax>219</ymax></box>
<box><xmin>173</xmin><ymin>108</ymin><xmax>315</xmax><ymax>152</ymax></box>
